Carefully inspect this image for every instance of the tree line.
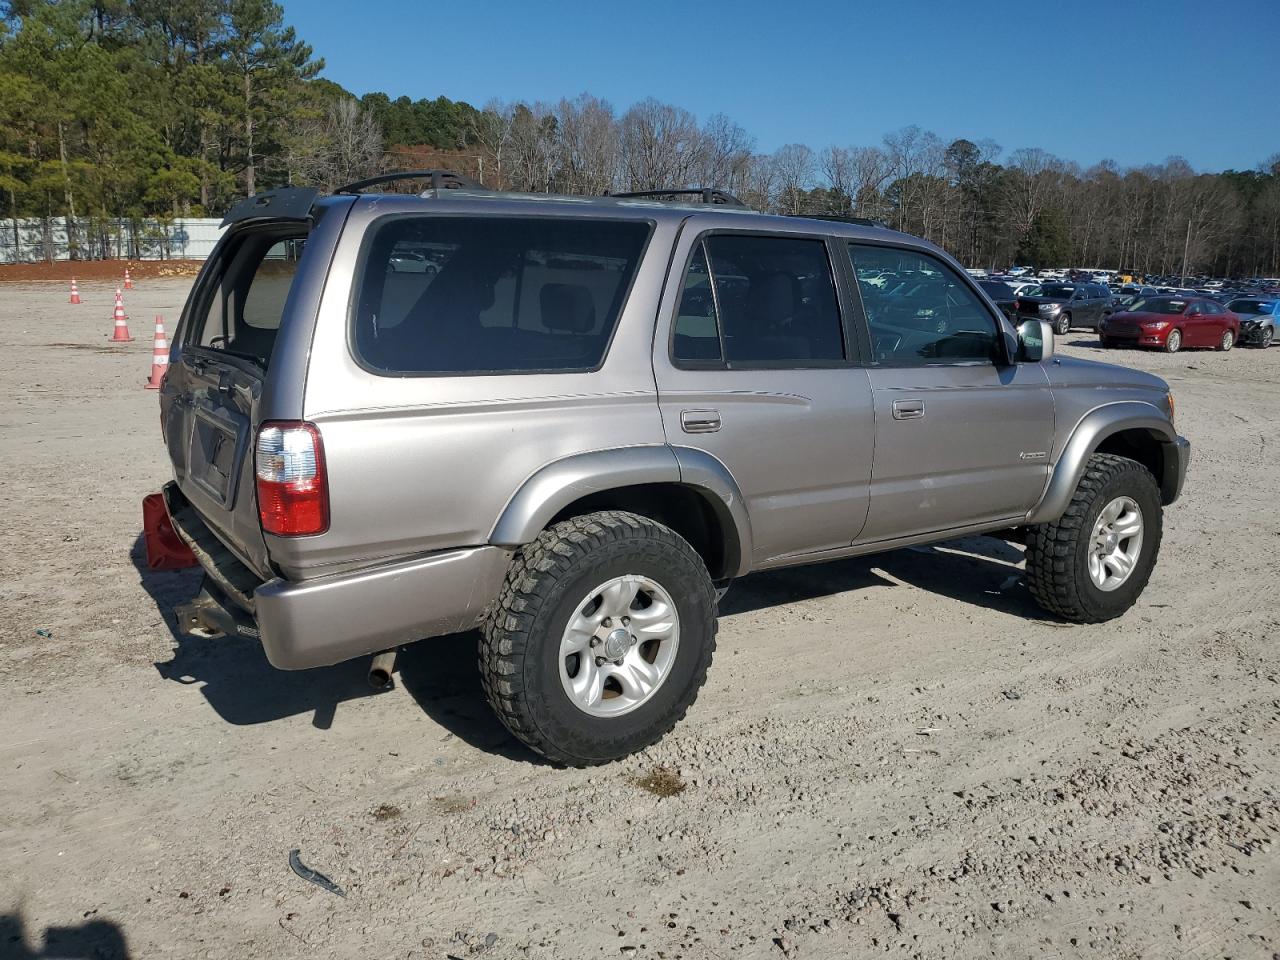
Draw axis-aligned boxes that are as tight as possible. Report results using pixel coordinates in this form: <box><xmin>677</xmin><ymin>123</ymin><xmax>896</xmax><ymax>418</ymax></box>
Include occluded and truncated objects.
<box><xmin>2</xmin><ymin>1</ymin><xmax>1278</xmax><ymax>276</ymax></box>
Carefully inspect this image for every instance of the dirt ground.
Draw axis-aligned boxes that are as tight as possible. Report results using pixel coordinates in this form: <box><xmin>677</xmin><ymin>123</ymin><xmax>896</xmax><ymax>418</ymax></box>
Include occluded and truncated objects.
<box><xmin>0</xmin><ymin>260</ymin><xmax>204</xmax><ymax>283</ymax></box>
<box><xmin>1</xmin><ymin>279</ymin><xmax>1277</xmax><ymax>960</ymax></box>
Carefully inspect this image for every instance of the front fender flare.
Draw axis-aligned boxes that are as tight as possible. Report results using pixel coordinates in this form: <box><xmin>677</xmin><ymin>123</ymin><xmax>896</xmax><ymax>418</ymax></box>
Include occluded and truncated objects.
<box><xmin>1026</xmin><ymin>401</ymin><xmax>1177</xmax><ymax>524</ymax></box>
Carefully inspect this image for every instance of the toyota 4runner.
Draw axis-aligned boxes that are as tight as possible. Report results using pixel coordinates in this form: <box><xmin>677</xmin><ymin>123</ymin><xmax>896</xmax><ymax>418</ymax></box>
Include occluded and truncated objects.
<box><xmin>157</xmin><ymin>172</ymin><xmax>1191</xmax><ymax>765</ymax></box>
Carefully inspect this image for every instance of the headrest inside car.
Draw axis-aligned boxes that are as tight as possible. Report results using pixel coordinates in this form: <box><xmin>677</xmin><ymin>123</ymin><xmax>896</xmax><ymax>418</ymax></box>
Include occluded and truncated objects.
<box><xmin>540</xmin><ymin>283</ymin><xmax>597</xmax><ymax>333</ymax></box>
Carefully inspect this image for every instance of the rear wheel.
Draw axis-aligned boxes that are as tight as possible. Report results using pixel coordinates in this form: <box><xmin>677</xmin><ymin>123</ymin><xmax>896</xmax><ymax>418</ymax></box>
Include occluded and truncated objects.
<box><xmin>1216</xmin><ymin>329</ymin><xmax>1234</xmax><ymax>351</ymax></box>
<box><xmin>480</xmin><ymin>511</ymin><xmax>716</xmax><ymax>766</ymax></box>
<box><xmin>1025</xmin><ymin>453</ymin><xmax>1163</xmax><ymax>623</ymax></box>
<box><xmin>1163</xmin><ymin>328</ymin><xmax>1182</xmax><ymax>353</ymax></box>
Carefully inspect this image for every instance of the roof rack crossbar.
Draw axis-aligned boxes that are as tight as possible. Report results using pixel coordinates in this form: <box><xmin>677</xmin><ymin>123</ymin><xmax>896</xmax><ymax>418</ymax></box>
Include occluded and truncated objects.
<box><xmin>608</xmin><ymin>187</ymin><xmax>746</xmax><ymax>208</ymax></box>
<box><xmin>335</xmin><ymin>169</ymin><xmax>486</xmax><ymax>196</ymax></box>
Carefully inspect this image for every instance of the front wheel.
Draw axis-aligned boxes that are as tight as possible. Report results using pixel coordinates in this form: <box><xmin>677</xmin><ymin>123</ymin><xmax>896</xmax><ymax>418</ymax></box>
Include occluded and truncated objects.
<box><xmin>1259</xmin><ymin>327</ymin><xmax>1274</xmax><ymax>348</ymax></box>
<box><xmin>480</xmin><ymin>511</ymin><xmax>717</xmax><ymax>766</ymax></box>
<box><xmin>1025</xmin><ymin>453</ymin><xmax>1163</xmax><ymax>623</ymax></box>
<box><xmin>1163</xmin><ymin>328</ymin><xmax>1182</xmax><ymax>353</ymax></box>
<box><xmin>1055</xmin><ymin>314</ymin><xmax>1071</xmax><ymax>336</ymax></box>
<box><xmin>1216</xmin><ymin>329</ymin><xmax>1234</xmax><ymax>351</ymax></box>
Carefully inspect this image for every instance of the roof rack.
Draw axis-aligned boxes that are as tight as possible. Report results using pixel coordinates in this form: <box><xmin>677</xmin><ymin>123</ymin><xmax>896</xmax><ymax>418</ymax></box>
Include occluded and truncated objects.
<box><xmin>608</xmin><ymin>188</ymin><xmax>747</xmax><ymax>208</ymax></box>
<box><xmin>335</xmin><ymin>169</ymin><xmax>486</xmax><ymax>196</ymax></box>
<box><xmin>790</xmin><ymin>213</ymin><xmax>891</xmax><ymax>229</ymax></box>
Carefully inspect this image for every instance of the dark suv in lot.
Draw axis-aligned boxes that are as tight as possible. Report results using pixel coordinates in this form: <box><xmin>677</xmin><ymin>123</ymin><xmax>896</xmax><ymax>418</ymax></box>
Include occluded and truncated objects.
<box><xmin>1016</xmin><ymin>282</ymin><xmax>1113</xmax><ymax>335</ymax></box>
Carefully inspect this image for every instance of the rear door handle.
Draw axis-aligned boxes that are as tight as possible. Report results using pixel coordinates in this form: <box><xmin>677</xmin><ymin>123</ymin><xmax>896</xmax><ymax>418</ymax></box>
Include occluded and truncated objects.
<box><xmin>892</xmin><ymin>398</ymin><xmax>925</xmax><ymax>420</ymax></box>
<box><xmin>680</xmin><ymin>409</ymin><xmax>721</xmax><ymax>433</ymax></box>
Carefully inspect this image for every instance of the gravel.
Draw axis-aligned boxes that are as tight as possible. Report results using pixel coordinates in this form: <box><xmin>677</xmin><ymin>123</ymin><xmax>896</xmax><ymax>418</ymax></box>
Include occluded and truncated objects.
<box><xmin>1</xmin><ymin>281</ymin><xmax>1277</xmax><ymax>959</ymax></box>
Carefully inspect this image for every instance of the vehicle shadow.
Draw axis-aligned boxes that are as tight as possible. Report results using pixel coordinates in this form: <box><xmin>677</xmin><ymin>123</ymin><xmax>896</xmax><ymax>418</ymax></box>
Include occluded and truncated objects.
<box><xmin>0</xmin><ymin>911</ymin><xmax>130</xmax><ymax>959</ymax></box>
<box><xmin>1066</xmin><ymin>337</ymin><xmax>1105</xmax><ymax>348</ymax></box>
<box><xmin>135</xmin><ymin>529</ymin><xmax>1046</xmax><ymax>754</ymax></box>
<box><xmin>396</xmin><ymin>631</ymin><xmax>540</xmax><ymax>764</ymax></box>
<box><xmin>134</xmin><ymin>534</ymin><xmax>385</xmax><ymax>731</ymax></box>
<box><xmin>722</xmin><ymin>534</ymin><xmax>1045</xmax><ymax>621</ymax></box>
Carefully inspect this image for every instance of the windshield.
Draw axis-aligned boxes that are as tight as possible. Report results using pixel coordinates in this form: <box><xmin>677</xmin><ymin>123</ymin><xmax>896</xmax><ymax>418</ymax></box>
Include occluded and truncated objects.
<box><xmin>1039</xmin><ymin>284</ymin><xmax>1076</xmax><ymax>299</ymax></box>
<box><xmin>1228</xmin><ymin>299</ymin><xmax>1273</xmax><ymax>314</ymax></box>
<box><xmin>1129</xmin><ymin>298</ymin><xmax>1188</xmax><ymax>315</ymax></box>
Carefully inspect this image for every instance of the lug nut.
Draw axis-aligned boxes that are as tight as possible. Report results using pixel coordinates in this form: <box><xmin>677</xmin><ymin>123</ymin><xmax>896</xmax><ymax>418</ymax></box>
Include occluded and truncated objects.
<box><xmin>602</xmin><ymin>618</ymin><xmax>612</xmax><ymax>627</ymax></box>
<box><xmin>594</xmin><ymin>656</ymin><xmax>606</xmax><ymax>666</ymax></box>
<box><xmin>589</xmin><ymin>637</ymin><xmax>600</xmax><ymax>647</ymax></box>
<box><xmin>622</xmin><ymin>616</ymin><xmax>630</xmax><ymax>625</ymax></box>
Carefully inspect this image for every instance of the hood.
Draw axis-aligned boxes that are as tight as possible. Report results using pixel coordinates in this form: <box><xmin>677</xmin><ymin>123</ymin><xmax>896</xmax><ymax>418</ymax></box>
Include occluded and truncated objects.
<box><xmin>1044</xmin><ymin>354</ymin><xmax>1168</xmax><ymax>395</ymax></box>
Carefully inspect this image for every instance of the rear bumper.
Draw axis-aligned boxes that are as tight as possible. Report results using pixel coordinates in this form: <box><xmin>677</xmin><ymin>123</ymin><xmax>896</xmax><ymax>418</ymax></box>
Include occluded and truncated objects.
<box><xmin>163</xmin><ymin>482</ymin><xmax>513</xmax><ymax>670</ymax></box>
<box><xmin>254</xmin><ymin>545</ymin><xmax>512</xmax><ymax>669</ymax></box>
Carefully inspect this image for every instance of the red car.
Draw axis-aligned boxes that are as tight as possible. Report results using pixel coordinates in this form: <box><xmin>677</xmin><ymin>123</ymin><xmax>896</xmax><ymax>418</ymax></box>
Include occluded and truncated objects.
<box><xmin>1099</xmin><ymin>296</ymin><xmax>1239</xmax><ymax>353</ymax></box>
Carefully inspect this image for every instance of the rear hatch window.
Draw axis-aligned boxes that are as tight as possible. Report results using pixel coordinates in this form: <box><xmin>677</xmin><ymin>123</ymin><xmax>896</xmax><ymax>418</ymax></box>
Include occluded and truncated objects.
<box><xmin>352</xmin><ymin>216</ymin><xmax>651</xmax><ymax>375</ymax></box>
<box><xmin>190</xmin><ymin>233</ymin><xmax>306</xmax><ymax>368</ymax></box>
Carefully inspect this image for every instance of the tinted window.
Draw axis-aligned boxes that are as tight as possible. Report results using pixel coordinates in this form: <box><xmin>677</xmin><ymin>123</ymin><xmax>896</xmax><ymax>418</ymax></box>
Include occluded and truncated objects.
<box><xmin>672</xmin><ymin>243</ymin><xmax>721</xmax><ymax>362</ymax></box>
<box><xmin>353</xmin><ymin>216</ymin><xmax>649</xmax><ymax>374</ymax></box>
<box><xmin>1228</xmin><ymin>299</ymin><xmax>1273</xmax><ymax>313</ymax></box>
<box><xmin>674</xmin><ymin>234</ymin><xmax>844</xmax><ymax>366</ymax></box>
<box><xmin>848</xmin><ymin>244</ymin><xmax>998</xmax><ymax>363</ymax></box>
<box><xmin>1040</xmin><ymin>284</ymin><xmax>1076</xmax><ymax>299</ymax></box>
<box><xmin>979</xmin><ymin>280</ymin><xmax>1014</xmax><ymax>298</ymax></box>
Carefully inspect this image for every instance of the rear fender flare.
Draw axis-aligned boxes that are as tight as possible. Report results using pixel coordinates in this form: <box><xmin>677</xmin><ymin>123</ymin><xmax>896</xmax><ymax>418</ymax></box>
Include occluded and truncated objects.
<box><xmin>489</xmin><ymin>445</ymin><xmax>754</xmax><ymax>579</ymax></box>
<box><xmin>1027</xmin><ymin>401</ymin><xmax>1176</xmax><ymax>523</ymax></box>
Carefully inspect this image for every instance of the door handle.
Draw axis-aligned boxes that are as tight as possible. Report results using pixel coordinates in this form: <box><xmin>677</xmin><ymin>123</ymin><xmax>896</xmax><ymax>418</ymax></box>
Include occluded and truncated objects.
<box><xmin>892</xmin><ymin>398</ymin><xmax>925</xmax><ymax>420</ymax></box>
<box><xmin>680</xmin><ymin>409</ymin><xmax>721</xmax><ymax>433</ymax></box>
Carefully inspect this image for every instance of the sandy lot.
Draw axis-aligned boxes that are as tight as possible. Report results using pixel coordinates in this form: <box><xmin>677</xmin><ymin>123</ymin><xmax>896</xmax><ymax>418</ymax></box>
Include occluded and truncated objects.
<box><xmin>1</xmin><ymin>279</ymin><xmax>1278</xmax><ymax>960</ymax></box>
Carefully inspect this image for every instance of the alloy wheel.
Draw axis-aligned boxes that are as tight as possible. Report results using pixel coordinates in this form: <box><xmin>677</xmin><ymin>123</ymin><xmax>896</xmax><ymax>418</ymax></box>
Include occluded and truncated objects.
<box><xmin>558</xmin><ymin>574</ymin><xmax>680</xmax><ymax>717</ymax></box>
<box><xmin>1087</xmin><ymin>496</ymin><xmax>1144</xmax><ymax>592</ymax></box>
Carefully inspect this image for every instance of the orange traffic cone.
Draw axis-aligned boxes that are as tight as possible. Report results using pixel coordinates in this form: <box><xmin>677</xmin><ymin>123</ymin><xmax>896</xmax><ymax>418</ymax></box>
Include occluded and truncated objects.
<box><xmin>123</xmin><ymin>266</ymin><xmax>134</xmax><ymax>290</ymax></box>
<box><xmin>109</xmin><ymin>288</ymin><xmax>133</xmax><ymax>342</ymax></box>
<box><xmin>145</xmin><ymin>316</ymin><xmax>168</xmax><ymax>390</ymax></box>
<box><xmin>69</xmin><ymin>277</ymin><xmax>81</xmax><ymax>304</ymax></box>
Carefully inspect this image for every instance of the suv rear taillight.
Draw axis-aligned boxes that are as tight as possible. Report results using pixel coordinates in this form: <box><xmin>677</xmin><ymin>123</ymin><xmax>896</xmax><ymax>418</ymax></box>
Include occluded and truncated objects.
<box><xmin>255</xmin><ymin>421</ymin><xmax>328</xmax><ymax>536</ymax></box>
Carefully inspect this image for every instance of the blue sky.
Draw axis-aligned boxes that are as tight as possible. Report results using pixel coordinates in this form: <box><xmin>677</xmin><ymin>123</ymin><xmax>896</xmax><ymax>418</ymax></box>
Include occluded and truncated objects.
<box><xmin>284</xmin><ymin>0</ymin><xmax>1277</xmax><ymax>173</ymax></box>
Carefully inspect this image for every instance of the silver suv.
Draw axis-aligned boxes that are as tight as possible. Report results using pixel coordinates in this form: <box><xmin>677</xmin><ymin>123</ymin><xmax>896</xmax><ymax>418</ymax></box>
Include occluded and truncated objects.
<box><xmin>160</xmin><ymin>173</ymin><xmax>1190</xmax><ymax>765</ymax></box>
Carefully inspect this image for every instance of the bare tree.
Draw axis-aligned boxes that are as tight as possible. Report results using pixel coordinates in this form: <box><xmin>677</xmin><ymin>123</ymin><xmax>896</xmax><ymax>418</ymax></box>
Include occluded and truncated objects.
<box><xmin>469</xmin><ymin>100</ymin><xmax>514</xmax><ymax>187</ymax></box>
<box><xmin>619</xmin><ymin>98</ymin><xmax>702</xmax><ymax>191</ymax></box>
<box><xmin>290</xmin><ymin>97</ymin><xmax>383</xmax><ymax>193</ymax></box>
<box><xmin>772</xmin><ymin>143</ymin><xmax>815</xmax><ymax>215</ymax></box>
<box><xmin>555</xmin><ymin>94</ymin><xmax>619</xmax><ymax>195</ymax></box>
<box><xmin>697</xmin><ymin>113</ymin><xmax>755</xmax><ymax>195</ymax></box>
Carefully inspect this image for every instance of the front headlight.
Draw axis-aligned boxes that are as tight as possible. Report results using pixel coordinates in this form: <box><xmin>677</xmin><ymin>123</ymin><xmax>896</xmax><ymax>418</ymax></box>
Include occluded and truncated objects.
<box><xmin>1142</xmin><ymin>321</ymin><xmax>1170</xmax><ymax>330</ymax></box>
<box><xmin>1167</xmin><ymin>392</ymin><xmax>1176</xmax><ymax>427</ymax></box>
<box><xmin>1039</xmin><ymin>303</ymin><xmax>1061</xmax><ymax>313</ymax></box>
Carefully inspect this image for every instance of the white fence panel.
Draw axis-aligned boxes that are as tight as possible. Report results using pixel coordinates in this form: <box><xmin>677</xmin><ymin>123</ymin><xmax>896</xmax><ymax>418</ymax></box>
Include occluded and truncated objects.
<box><xmin>0</xmin><ymin>218</ymin><xmax>226</xmax><ymax>263</ymax></box>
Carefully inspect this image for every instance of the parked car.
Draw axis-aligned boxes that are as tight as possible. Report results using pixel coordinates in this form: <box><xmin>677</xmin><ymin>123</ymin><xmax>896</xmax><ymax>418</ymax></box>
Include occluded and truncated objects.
<box><xmin>1226</xmin><ymin>297</ymin><xmax>1278</xmax><ymax>347</ymax></box>
<box><xmin>1015</xmin><ymin>282</ymin><xmax>1112</xmax><ymax>334</ymax></box>
<box><xmin>1100</xmin><ymin>296</ymin><xmax>1239</xmax><ymax>352</ymax></box>
<box><xmin>978</xmin><ymin>279</ymin><xmax>1018</xmax><ymax>320</ymax></box>
<box><xmin>1009</xmin><ymin>281</ymin><xmax>1042</xmax><ymax>298</ymax></box>
<box><xmin>1115</xmin><ymin>285</ymin><xmax>1160</xmax><ymax>309</ymax></box>
<box><xmin>155</xmin><ymin>172</ymin><xmax>1189</xmax><ymax>765</ymax></box>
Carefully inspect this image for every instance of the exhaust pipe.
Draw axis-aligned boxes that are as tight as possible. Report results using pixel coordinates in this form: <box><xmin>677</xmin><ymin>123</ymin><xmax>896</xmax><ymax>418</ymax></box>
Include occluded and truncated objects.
<box><xmin>368</xmin><ymin>649</ymin><xmax>398</xmax><ymax>690</ymax></box>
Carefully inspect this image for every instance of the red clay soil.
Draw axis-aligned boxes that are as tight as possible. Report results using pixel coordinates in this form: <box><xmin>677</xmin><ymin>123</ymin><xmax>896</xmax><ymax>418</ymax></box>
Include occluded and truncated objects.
<box><xmin>0</xmin><ymin>260</ymin><xmax>204</xmax><ymax>282</ymax></box>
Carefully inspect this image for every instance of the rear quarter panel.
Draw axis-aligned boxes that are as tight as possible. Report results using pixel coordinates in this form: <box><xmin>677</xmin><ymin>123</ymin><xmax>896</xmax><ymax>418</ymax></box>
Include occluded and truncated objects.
<box><xmin>271</xmin><ymin>200</ymin><xmax>676</xmax><ymax>580</ymax></box>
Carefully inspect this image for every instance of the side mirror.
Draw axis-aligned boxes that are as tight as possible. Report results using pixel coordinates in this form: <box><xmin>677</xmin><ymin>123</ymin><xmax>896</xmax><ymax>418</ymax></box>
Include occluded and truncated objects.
<box><xmin>1018</xmin><ymin>319</ymin><xmax>1055</xmax><ymax>362</ymax></box>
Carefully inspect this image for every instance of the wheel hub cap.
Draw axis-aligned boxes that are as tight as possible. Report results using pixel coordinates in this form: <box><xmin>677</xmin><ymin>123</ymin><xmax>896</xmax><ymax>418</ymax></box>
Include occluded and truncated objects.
<box><xmin>558</xmin><ymin>574</ymin><xmax>680</xmax><ymax>718</ymax></box>
<box><xmin>1087</xmin><ymin>496</ymin><xmax>1144</xmax><ymax>592</ymax></box>
<box><xmin>602</xmin><ymin>627</ymin><xmax>634</xmax><ymax>661</ymax></box>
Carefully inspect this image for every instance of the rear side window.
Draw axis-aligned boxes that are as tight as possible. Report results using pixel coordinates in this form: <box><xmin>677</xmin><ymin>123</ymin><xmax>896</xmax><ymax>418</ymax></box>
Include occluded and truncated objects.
<box><xmin>672</xmin><ymin>234</ymin><xmax>845</xmax><ymax>367</ymax></box>
<box><xmin>353</xmin><ymin>216</ymin><xmax>650</xmax><ymax>374</ymax></box>
<box><xmin>191</xmin><ymin>235</ymin><xmax>306</xmax><ymax>366</ymax></box>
